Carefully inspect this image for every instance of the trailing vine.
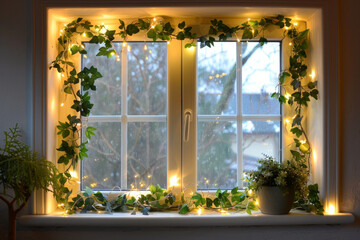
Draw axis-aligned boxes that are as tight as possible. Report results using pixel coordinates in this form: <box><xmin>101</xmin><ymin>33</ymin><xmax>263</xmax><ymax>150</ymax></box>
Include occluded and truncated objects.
<box><xmin>50</xmin><ymin>15</ymin><xmax>321</xmax><ymax>215</ymax></box>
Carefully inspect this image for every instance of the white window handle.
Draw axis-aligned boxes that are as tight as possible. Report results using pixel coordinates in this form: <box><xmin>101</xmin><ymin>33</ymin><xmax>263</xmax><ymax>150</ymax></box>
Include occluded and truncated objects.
<box><xmin>183</xmin><ymin>109</ymin><xmax>192</xmax><ymax>142</ymax></box>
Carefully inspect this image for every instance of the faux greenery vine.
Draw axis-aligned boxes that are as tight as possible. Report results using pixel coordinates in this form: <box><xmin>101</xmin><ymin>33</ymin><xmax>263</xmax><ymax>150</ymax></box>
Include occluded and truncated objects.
<box><xmin>50</xmin><ymin>15</ymin><xmax>322</xmax><ymax>215</ymax></box>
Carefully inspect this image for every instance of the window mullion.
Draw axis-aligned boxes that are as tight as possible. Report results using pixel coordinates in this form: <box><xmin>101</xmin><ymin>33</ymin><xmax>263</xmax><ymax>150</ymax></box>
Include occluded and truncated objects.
<box><xmin>236</xmin><ymin>41</ymin><xmax>243</xmax><ymax>189</ymax></box>
<box><xmin>121</xmin><ymin>44</ymin><xmax>128</xmax><ymax>190</ymax></box>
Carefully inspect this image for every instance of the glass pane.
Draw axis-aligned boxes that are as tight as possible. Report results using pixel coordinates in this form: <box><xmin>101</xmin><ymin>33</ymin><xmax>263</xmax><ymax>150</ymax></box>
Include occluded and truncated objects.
<box><xmin>82</xmin><ymin>122</ymin><xmax>121</xmax><ymax>190</ymax></box>
<box><xmin>83</xmin><ymin>43</ymin><xmax>122</xmax><ymax>115</ymax></box>
<box><xmin>242</xmin><ymin>42</ymin><xmax>280</xmax><ymax>115</ymax></box>
<box><xmin>197</xmin><ymin>42</ymin><xmax>237</xmax><ymax>115</ymax></box>
<box><xmin>242</xmin><ymin>120</ymin><xmax>281</xmax><ymax>172</ymax></box>
<box><xmin>127</xmin><ymin>122</ymin><xmax>167</xmax><ymax>190</ymax></box>
<box><xmin>127</xmin><ymin>42</ymin><xmax>167</xmax><ymax>115</ymax></box>
<box><xmin>197</xmin><ymin>121</ymin><xmax>237</xmax><ymax>189</ymax></box>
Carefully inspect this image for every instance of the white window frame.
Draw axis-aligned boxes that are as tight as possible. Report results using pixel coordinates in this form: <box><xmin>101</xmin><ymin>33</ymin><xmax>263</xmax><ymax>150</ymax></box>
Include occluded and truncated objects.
<box><xmin>38</xmin><ymin>2</ymin><xmax>340</xmax><ymax>215</ymax></box>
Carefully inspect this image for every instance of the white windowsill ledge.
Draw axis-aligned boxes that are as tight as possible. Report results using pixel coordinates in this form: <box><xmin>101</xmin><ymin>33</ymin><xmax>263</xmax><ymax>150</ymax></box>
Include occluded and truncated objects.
<box><xmin>20</xmin><ymin>210</ymin><xmax>354</xmax><ymax>227</ymax></box>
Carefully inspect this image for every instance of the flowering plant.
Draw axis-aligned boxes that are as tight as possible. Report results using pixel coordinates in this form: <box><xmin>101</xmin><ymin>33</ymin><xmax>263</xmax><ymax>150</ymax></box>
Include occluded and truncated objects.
<box><xmin>247</xmin><ymin>155</ymin><xmax>308</xmax><ymax>196</ymax></box>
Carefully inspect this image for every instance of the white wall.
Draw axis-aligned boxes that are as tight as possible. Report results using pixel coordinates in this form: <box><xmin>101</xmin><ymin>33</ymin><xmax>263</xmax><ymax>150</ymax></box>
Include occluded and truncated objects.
<box><xmin>1</xmin><ymin>0</ymin><xmax>360</xmax><ymax>239</ymax></box>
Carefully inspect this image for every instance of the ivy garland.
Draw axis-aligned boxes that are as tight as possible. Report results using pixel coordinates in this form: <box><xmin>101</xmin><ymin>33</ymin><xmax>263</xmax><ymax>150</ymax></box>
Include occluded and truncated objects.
<box><xmin>50</xmin><ymin>15</ymin><xmax>322</xmax><ymax>215</ymax></box>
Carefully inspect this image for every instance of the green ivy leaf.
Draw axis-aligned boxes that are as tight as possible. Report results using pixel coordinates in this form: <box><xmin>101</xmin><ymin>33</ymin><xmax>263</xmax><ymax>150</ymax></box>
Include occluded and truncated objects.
<box><xmin>126</xmin><ymin>24</ymin><xmax>140</xmax><ymax>36</ymax></box>
<box><xmin>290</xmin><ymin>127</ymin><xmax>303</xmax><ymax>137</ymax></box>
<box><xmin>178</xmin><ymin>21</ymin><xmax>185</xmax><ymax>29</ymax></box>
<box><xmin>119</xmin><ymin>19</ymin><xmax>125</xmax><ymax>29</ymax></box>
<box><xmin>259</xmin><ymin>37</ymin><xmax>268</xmax><ymax>46</ymax></box>
<box><xmin>155</xmin><ymin>24</ymin><xmax>163</xmax><ymax>32</ymax></box>
<box><xmin>179</xmin><ymin>204</ymin><xmax>190</xmax><ymax>214</ymax></box>
<box><xmin>147</xmin><ymin>29</ymin><xmax>157</xmax><ymax>41</ymax></box>
<box><xmin>310</xmin><ymin>89</ymin><xmax>319</xmax><ymax>99</ymax></box>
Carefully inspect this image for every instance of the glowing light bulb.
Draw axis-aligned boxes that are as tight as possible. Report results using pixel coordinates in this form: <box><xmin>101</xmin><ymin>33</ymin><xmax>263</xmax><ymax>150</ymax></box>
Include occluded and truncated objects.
<box><xmin>248</xmin><ymin>189</ymin><xmax>253</xmax><ymax>196</ymax></box>
<box><xmin>147</xmin><ymin>174</ymin><xmax>152</xmax><ymax>179</ymax></box>
<box><xmin>116</xmin><ymin>54</ymin><xmax>120</xmax><ymax>62</ymax></box>
<box><xmin>110</xmin><ymin>52</ymin><xmax>115</xmax><ymax>56</ymax></box>
<box><xmin>167</xmin><ymin>41</ymin><xmax>170</xmax><ymax>45</ymax></box>
<box><xmin>247</xmin><ymin>18</ymin><xmax>251</xmax><ymax>21</ymax></box>
<box><xmin>285</xmin><ymin>93</ymin><xmax>291</xmax><ymax>99</ymax></box>
<box><xmin>300</xmin><ymin>140</ymin><xmax>306</xmax><ymax>144</ymax></box>
<box><xmin>309</xmin><ymin>70</ymin><xmax>316</xmax><ymax>79</ymax></box>
<box><xmin>122</xmin><ymin>42</ymin><xmax>127</xmax><ymax>47</ymax></box>
<box><xmin>220</xmin><ymin>209</ymin><xmax>228</xmax><ymax>215</ymax></box>
<box><xmin>328</xmin><ymin>204</ymin><xmax>336</xmax><ymax>214</ymax></box>
<box><xmin>255</xmin><ymin>200</ymin><xmax>259</xmax><ymax>206</ymax></box>
<box><xmin>60</xmin><ymin>103</ymin><xmax>64</xmax><ymax>107</ymax></box>
<box><xmin>61</xmin><ymin>73</ymin><xmax>65</xmax><ymax>77</ymax></box>
<box><xmin>289</xmin><ymin>42</ymin><xmax>292</xmax><ymax>46</ymax></box>
<box><xmin>153</xmin><ymin>17</ymin><xmax>156</xmax><ymax>21</ymax></box>
<box><xmin>144</xmin><ymin>43</ymin><xmax>148</xmax><ymax>50</ymax></box>
<box><xmin>69</xmin><ymin>170</ymin><xmax>78</xmax><ymax>178</ymax></box>
<box><xmin>293</xmin><ymin>22</ymin><xmax>298</xmax><ymax>26</ymax></box>
<box><xmin>285</xmin><ymin>118</ymin><xmax>290</xmax><ymax>124</ymax></box>
<box><xmin>197</xmin><ymin>207</ymin><xmax>202</xmax><ymax>215</ymax></box>
<box><xmin>82</xmin><ymin>32</ymin><xmax>86</xmax><ymax>37</ymax></box>
<box><xmin>252</xmin><ymin>29</ymin><xmax>255</xmax><ymax>34</ymax></box>
<box><xmin>127</xmin><ymin>45</ymin><xmax>131</xmax><ymax>52</ymax></box>
<box><xmin>285</xmin><ymin>26</ymin><xmax>289</xmax><ymax>30</ymax></box>
<box><xmin>100</xmin><ymin>28</ymin><xmax>106</xmax><ymax>34</ymax></box>
<box><xmin>169</xmin><ymin>175</ymin><xmax>179</xmax><ymax>187</ymax></box>
<box><xmin>237</xmin><ymin>38</ymin><xmax>240</xmax><ymax>43</ymax></box>
<box><xmin>151</xmin><ymin>25</ymin><xmax>155</xmax><ymax>29</ymax></box>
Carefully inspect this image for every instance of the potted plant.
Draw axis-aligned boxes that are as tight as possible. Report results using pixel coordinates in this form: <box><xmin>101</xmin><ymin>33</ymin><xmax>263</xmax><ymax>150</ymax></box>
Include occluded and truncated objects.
<box><xmin>247</xmin><ymin>155</ymin><xmax>308</xmax><ymax>215</ymax></box>
<box><xmin>0</xmin><ymin>125</ymin><xmax>61</xmax><ymax>240</ymax></box>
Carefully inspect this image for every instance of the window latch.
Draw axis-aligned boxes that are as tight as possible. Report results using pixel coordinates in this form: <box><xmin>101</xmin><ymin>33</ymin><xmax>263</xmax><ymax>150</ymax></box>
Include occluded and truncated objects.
<box><xmin>183</xmin><ymin>109</ymin><xmax>193</xmax><ymax>142</ymax></box>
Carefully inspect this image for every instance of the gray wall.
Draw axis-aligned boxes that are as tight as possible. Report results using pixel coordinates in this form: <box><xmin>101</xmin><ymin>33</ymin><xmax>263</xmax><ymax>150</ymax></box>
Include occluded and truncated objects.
<box><xmin>1</xmin><ymin>0</ymin><xmax>359</xmax><ymax>239</ymax></box>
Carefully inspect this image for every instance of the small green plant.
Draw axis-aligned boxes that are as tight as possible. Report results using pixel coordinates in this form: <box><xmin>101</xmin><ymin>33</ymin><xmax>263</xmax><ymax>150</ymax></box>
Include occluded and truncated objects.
<box><xmin>247</xmin><ymin>155</ymin><xmax>324</xmax><ymax>215</ymax></box>
<box><xmin>0</xmin><ymin>125</ymin><xmax>61</xmax><ymax>240</ymax></box>
<box><xmin>247</xmin><ymin>155</ymin><xmax>308</xmax><ymax>194</ymax></box>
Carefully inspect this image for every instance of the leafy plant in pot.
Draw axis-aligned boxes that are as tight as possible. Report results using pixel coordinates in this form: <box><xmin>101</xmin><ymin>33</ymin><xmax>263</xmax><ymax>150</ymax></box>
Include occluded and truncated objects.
<box><xmin>0</xmin><ymin>125</ymin><xmax>62</xmax><ymax>240</ymax></box>
<box><xmin>247</xmin><ymin>155</ymin><xmax>308</xmax><ymax>215</ymax></box>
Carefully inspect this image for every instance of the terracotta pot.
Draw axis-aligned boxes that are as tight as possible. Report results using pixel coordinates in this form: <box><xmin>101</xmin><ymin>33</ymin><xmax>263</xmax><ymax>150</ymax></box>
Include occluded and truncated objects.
<box><xmin>257</xmin><ymin>186</ymin><xmax>295</xmax><ymax>215</ymax></box>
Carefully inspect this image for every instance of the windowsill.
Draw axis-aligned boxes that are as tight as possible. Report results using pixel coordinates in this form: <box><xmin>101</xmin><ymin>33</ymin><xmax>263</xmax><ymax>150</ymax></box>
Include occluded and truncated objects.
<box><xmin>19</xmin><ymin>210</ymin><xmax>354</xmax><ymax>227</ymax></box>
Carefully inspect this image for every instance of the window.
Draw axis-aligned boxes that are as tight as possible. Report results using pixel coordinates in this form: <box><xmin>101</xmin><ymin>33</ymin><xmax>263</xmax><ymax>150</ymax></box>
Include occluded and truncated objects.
<box><xmin>80</xmin><ymin>38</ymin><xmax>281</xmax><ymax>192</ymax></box>
<box><xmin>82</xmin><ymin>42</ymin><xmax>168</xmax><ymax>190</ymax></box>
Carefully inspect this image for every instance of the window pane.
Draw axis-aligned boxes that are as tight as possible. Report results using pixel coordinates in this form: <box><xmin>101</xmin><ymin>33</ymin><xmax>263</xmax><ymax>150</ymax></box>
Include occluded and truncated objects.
<box><xmin>197</xmin><ymin>121</ymin><xmax>237</xmax><ymax>189</ymax></box>
<box><xmin>82</xmin><ymin>122</ymin><xmax>121</xmax><ymax>190</ymax></box>
<box><xmin>243</xmin><ymin>120</ymin><xmax>281</xmax><ymax>172</ymax></box>
<box><xmin>83</xmin><ymin>43</ymin><xmax>122</xmax><ymax>115</ymax></box>
<box><xmin>127</xmin><ymin>42</ymin><xmax>167</xmax><ymax>115</ymax></box>
<box><xmin>197</xmin><ymin>42</ymin><xmax>237</xmax><ymax>115</ymax></box>
<box><xmin>127</xmin><ymin>122</ymin><xmax>167</xmax><ymax>190</ymax></box>
<box><xmin>242</xmin><ymin>42</ymin><xmax>280</xmax><ymax>115</ymax></box>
